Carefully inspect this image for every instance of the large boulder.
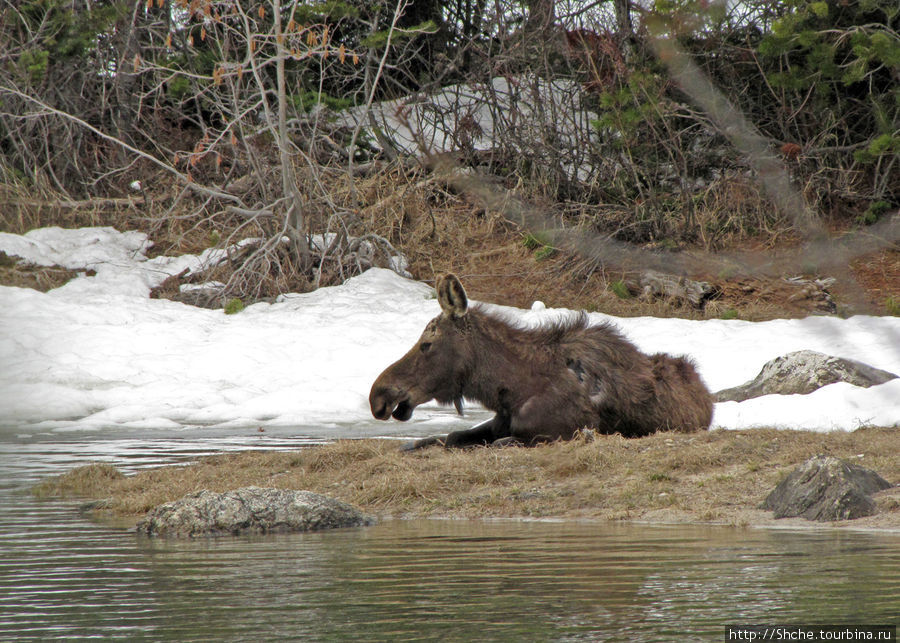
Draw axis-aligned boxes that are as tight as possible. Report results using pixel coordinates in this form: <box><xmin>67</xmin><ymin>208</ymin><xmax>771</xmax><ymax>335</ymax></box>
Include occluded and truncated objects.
<box><xmin>761</xmin><ymin>455</ymin><xmax>893</xmax><ymax>521</ymax></box>
<box><xmin>136</xmin><ymin>487</ymin><xmax>374</xmax><ymax>537</ymax></box>
<box><xmin>715</xmin><ymin>350</ymin><xmax>897</xmax><ymax>402</ymax></box>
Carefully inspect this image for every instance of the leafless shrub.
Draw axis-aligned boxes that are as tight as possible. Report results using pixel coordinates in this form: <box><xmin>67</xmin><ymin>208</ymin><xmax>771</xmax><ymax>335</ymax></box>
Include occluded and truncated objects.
<box><xmin>1</xmin><ymin>0</ymin><xmax>896</xmax><ymax>310</ymax></box>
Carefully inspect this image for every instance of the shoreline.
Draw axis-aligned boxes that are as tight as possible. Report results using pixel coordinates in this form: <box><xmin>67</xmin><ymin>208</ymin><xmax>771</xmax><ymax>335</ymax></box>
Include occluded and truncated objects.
<box><xmin>35</xmin><ymin>428</ymin><xmax>900</xmax><ymax>533</ymax></box>
<box><xmin>88</xmin><ymin>507</ymin><xmax>900</xmax><ymax>535</ymax></box>
<box><xmin>384</xmin><ymin>513</ymin><xmax>900</xmax><ymax>535</ymax></box>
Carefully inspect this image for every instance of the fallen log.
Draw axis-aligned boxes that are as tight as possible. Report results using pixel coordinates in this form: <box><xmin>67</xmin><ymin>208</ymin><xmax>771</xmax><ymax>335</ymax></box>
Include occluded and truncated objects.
<box><xmin>9</xmin><ymin>197</ymin><xmax>145</xmax><ymax>209</ymax></box>
<box><xmin>626</xmin><ymin>269</ymin><xmax>717</xmax><ymax>308</ymax></box>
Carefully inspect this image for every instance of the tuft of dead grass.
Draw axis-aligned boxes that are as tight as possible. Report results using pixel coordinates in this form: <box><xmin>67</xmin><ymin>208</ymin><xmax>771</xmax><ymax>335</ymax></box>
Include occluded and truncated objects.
<box><xmin>35</xmin><ymin>427</ymin><xmax>899</xmax><ymax>530</ymax></box>
<box><xmin>33</xmin><ymin>462</ymin><xmax>125</xmax><ymax>499</ymax></box>
<box><xmin>0</xmin><ymin>253</ymin><xmax>95</xmax><ymax>292</ymax></box>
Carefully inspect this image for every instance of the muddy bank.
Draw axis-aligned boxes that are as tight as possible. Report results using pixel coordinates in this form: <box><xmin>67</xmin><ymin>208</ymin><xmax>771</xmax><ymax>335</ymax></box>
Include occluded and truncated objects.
<box><xmin>35</xmin><ymin>427</ymin><xmax>899</xmax><ymax>531</ymax></box>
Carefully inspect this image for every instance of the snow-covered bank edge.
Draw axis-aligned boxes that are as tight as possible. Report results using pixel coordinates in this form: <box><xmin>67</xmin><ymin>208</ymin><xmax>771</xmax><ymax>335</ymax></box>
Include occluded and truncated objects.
<box><xmin>1</xmin><ymin>226</ymin><xmax>898</xmax><ymax>434</ymax></box>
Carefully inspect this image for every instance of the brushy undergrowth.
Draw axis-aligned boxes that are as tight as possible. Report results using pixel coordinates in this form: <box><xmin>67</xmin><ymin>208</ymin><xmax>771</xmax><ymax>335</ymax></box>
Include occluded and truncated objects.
<box><xmin>3</xmin><ymin>166</ymin><xmax>896</xmax><ymax>319</ymax></box>
<box><xmin>34</xmin><ymin>427</ymin><xmax>899</xmax><ymax>528</ymax></box>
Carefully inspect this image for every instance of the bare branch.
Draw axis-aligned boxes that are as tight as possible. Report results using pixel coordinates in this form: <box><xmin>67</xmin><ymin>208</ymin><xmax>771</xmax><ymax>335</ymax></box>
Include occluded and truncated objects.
<box><xmin>0</xmin><ymin>84</ymin><xmax>244</xmax><ymax>206</ymax></box>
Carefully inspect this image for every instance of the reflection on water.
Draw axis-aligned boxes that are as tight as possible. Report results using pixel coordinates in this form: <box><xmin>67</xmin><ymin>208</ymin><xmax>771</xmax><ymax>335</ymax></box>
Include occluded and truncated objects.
<box><xmin>1</xmin><ymin>430</ymin><xmax>898</xmax><ymax>641</ymax></box>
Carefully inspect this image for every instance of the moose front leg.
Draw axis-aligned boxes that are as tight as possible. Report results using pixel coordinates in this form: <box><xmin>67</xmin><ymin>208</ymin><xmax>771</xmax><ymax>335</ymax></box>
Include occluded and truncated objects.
<box><xmin>445</xmin><ymin>413</ymin><xmax>510</xmax><ymax>448</ymax></box>
<box><xmin>399</xmin><ymin>414</ymin><xmax>510</xmax><ymax>451</ymax></box>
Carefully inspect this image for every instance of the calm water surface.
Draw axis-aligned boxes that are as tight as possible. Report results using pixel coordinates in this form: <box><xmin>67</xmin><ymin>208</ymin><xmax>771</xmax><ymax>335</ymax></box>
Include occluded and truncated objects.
<box><xmin>1</xmin><ymin>427</ymin><xmax>898</xmax><ymax>641</ymax></box>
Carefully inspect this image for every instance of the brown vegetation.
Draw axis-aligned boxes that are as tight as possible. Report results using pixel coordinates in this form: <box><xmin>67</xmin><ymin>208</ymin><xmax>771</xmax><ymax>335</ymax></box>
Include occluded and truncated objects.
<box><xmin>0</xmin><ymin>251</ymin><xmax>93</xmax><ymax>291</ymax></box>
<box><xmin>34</xmin><ymin>428</ymin><xmax>899</xmax><ymax>530</ymax></box>
<box><xmin>2</xmin><ymin>0</ymin><xmax>897</xmax><ymax>318</ymax></box>
<box><xmin>3</xmin><ymin>169</ymin><xmax>897</xmax><ymax>320</ymax></box>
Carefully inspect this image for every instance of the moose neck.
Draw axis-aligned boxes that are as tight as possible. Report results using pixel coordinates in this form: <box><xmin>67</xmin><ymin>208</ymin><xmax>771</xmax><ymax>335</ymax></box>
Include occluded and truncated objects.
<box><xmin>461</xmin><ymin>308</ymin><xmax>549</xmax><ymax>413</ymax></box>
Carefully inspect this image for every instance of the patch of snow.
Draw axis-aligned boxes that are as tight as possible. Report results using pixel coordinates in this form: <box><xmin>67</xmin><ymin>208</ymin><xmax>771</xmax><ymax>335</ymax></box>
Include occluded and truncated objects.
<box><xmin>341</xmin><ymin>76</ymin><xmax>597</xmax><ymax>181</ymax></box>
<box><xmin>180</xmin><ymin>281</ymin><xmax>226</xmax><ymax>293</ymax></box>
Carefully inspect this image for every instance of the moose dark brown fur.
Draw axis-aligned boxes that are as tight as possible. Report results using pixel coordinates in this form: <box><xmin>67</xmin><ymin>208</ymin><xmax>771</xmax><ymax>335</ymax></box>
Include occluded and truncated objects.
<box><xmin>369</xmin><ymin>274</ymin><xmax>713</xmax><ymax>449</ymax></box>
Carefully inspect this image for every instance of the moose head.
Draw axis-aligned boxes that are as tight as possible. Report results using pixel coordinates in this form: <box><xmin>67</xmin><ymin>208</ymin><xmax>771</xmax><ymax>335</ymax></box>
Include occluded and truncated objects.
<box><xmin>369</xmin><ymin>274</ymin><xmax>472</xmax><ymax>422</ymax></box>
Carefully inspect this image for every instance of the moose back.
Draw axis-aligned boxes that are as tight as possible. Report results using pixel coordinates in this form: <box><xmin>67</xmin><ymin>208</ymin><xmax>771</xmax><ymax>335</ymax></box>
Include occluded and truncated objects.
<box><xmin>369</xmin><ymin>274</ymin><xmax>713</xmax><ymax>448</ymax></box>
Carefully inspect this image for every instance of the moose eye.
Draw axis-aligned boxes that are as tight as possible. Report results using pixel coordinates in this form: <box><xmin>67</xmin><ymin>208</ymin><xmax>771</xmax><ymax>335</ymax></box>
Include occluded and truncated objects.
<box><xmin>419</xmin><ymin>342</ymin><xmax>432</xmax><ymax>354</ymax></box>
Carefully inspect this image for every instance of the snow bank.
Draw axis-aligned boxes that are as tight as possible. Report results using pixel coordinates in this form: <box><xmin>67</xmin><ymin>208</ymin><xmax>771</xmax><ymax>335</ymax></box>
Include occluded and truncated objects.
<box><xmin>1</xmin><ymin>227</ymin><xmax>898</xmax><ymax>433</ymax></box>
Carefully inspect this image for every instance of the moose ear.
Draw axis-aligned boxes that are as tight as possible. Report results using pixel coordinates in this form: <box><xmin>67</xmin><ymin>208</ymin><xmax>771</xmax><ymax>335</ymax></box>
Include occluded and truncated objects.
<box><xmin>436</xmin><ymin>273</ymin><xmax>468</xmax><ymax>319</ymax></box>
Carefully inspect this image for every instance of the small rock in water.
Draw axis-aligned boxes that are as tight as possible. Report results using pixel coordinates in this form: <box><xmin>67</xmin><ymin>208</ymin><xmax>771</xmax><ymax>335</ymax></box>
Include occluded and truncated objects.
<box><xmin>715</xmin><ymin>350</ymin><xmax>897</xmax><ymax>402</ymax></box>
<box><xmin>761</xmin><ymin>455</ymin><xmax>892</xmax><ymax>522</ymax></box>
<box><xmin>136</xmin><ymin>486</ymin><xmax>374</xmax><ymax>538</ymax></box>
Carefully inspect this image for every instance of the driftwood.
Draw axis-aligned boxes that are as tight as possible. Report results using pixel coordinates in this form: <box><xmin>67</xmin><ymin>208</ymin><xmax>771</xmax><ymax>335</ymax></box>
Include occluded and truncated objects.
<box><xmin>625</xmin><ymin>269</ymin><xmax>717</xmax><ymax>308</ymax></box>
<box><xmin>9</xmin><ymin>197</ymin><xmax>145</xmax><ymax>209</ymax></box>
<box><xmin>783</xmin><ymin>276</ymin><xmax>836</xmax><ymax>313</ymax></box>
<box><xmin>624</xmin><ymin>270</ymin><xmax>837</xmax><ymax>314</ymax></box>
<box><xmin>718</xmin><ymin>275</ymin><xmax>837</xmax><ymax>314</ymax></box>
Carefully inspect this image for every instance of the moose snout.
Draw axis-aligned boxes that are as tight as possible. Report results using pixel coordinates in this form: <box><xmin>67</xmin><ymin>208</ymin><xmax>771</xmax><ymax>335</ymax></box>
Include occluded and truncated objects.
<box><xmin>369</xmin><ymin>385</ymin><xmax>413</xmax><ymax>421</ymax></box>
<box><xmin>369</xmin><ymin>386</ymin><xmax>394</xmax><ymax>420</ymax></box>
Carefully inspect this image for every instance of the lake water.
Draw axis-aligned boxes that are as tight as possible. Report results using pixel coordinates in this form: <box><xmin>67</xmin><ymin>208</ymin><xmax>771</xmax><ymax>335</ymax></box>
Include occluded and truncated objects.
<box><xmin>1</xmin><ymin>427</ymin><xmax>898</xmax><ymax>641</ymax></box>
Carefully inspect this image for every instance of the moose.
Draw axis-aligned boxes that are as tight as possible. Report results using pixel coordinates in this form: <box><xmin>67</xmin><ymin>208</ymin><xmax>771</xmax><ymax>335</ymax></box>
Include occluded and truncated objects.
<box><xmin>369</xmin><ymin>274</ymin><xmax>713</xmax><ymax>449</ymax></box>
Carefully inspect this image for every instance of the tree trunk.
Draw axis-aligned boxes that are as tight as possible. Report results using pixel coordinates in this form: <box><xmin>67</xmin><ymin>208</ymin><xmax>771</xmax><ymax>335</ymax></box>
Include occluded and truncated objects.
<box><xmin>613</xmin><ymin>0</ymin><xmax>635</xmax><ymax>59</ymax></box>
<box><xmin>524</xmin><ymin>0</ymin><xmax>556</xmax><ymax>37</ymax></box>
<box><xmin>273</xmin><ymin>0</ymin><xmax>310</xmax><ymax>270</ymax></box>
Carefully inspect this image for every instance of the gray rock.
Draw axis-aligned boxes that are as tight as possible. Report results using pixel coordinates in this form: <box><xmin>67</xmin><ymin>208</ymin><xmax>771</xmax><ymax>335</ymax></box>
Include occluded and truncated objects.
<box><xmin>761</xmin><ymin>455</ymin><xmax>893</xmax><ymax>521</ymax></box>
<box><xmin>715</xmin><ymin>350</ymin><xmax>898</xmax><ymax>402</ymax></box>
<box><xmin>136</xmin><ymin>487</ymin><xmax>374</xmax><ymax>538</ymax></box>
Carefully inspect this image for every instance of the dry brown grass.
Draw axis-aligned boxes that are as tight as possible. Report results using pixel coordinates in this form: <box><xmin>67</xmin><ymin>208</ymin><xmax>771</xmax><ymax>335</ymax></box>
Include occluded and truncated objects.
<box><xmin>34</xmin><ymin>427</ymin><xmax>899</xmax><ymax>530</ymax></box>
<box><xmin>340</xmin><ymin>169</ymin><xmax>897</xmax><ymax>319</ymax></box>
<box><xmin>0</xmin><ymin>253</ymin><xmax>94</xmax><ymax>291</ymax></box>
<box><xmin>4</xmin><ymin>164</ymin><xmax>895</xmax><ymax>318</ymax></box>
<box><xmin>0</xmin><ymin>171</ymin><xmax>230</xmax><ymax>257</ymax></box>
<box><xmin>2</xmin><ymin>186</ymin><xmax>88</xmax><ymax>235</ymax></box>
<box><xmin>212</xmin><ymin>165</ymin><xmax>894</xmax><ymax>320</ymax></box>
<box><xmin>850</xmin><ymin>248</ymin><xmax>900</xmax><ymax>315</ymax></box>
